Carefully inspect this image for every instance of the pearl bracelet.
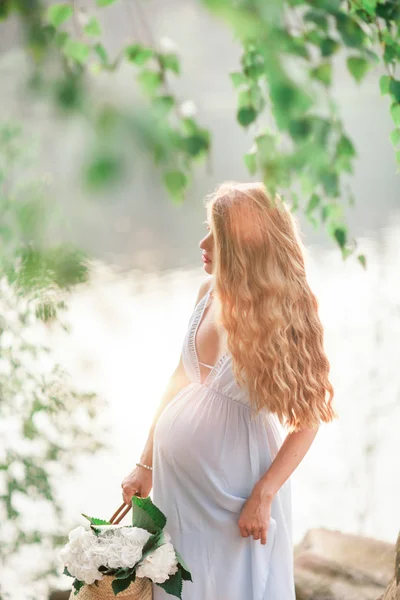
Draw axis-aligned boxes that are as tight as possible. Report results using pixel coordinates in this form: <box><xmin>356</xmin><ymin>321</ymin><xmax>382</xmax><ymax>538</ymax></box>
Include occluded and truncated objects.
<box><xmin>136</xmin><ymin>461</ymin><xmax>153</xmax><ymax>471</ymax></box>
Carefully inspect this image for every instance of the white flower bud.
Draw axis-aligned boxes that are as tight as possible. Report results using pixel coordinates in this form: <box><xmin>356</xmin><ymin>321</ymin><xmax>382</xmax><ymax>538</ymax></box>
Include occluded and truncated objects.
<box><xmin>180</xmin><ymin>100</ymin><xmax>197</xmax><ymax>119</ymax></box>
<box><xmin>158</xmin><ymin>36</ymin><xmax>178</xmax><ymax>54</ymax></box>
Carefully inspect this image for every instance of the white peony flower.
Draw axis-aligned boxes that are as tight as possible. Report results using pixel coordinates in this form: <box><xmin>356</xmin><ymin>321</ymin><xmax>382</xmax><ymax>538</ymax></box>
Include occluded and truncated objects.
<box><xmin>179</xmin><ymin>100</ymin><xmax>197</xmax><ymax>119</ymax></box>
<box><xmin>135</xmin><ymin>541</ymin><xmax>178</xmax><ymax>584</ymax></box>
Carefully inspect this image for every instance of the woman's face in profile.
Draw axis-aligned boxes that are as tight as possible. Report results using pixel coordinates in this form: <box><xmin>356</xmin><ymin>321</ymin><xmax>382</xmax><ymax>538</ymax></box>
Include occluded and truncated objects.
<box><xmin>199</xmin><ymin>220</ymin><xmax>214</xmax><ymax>274</ymax></box>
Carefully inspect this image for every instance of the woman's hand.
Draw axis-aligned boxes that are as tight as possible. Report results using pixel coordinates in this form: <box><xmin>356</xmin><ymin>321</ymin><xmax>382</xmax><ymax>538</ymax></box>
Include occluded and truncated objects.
<box><xmin>121</xmin><ymin>466</ymin><xmax>152</xmax><ymax>505</ymax></box>
<box><xmin>237</xmin><ymin>483</ymin><xmax>274</xmax><ymax>545</ymax></box>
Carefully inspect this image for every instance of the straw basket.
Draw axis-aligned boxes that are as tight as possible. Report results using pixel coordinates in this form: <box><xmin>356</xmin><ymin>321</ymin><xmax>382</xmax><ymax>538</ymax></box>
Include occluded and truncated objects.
<box><xmin>68</xmin><ymin>503</ymin><xmax>153</xmax><ymax>600</ymax></box>
<box><xmin>68</xmin><ymin>575</ymin><xmax>152</xmax><ymax>600</ymax></box>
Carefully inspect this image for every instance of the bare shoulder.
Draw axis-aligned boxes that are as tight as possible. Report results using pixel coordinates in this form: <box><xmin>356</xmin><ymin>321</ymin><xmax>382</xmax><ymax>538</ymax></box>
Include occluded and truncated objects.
<box><xmin>193</xmin><ymin>275</ymin><xmax>214</xmax><ymax>307</ymax></box>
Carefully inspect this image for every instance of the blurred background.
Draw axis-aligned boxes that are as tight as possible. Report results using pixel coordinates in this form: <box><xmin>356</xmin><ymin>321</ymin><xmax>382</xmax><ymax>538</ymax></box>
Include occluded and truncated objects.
<box><xmin>0</xmin><ymin>1</ymin><xmax>399</xmax><ymax>599</ymax></box>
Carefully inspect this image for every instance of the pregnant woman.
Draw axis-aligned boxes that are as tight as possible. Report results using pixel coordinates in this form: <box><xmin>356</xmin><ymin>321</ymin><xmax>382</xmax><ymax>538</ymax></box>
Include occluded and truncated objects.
<box><xmin>121</xmin><ymin>181</ymin><xmax>337</xmax><ymax>600</ymax></box>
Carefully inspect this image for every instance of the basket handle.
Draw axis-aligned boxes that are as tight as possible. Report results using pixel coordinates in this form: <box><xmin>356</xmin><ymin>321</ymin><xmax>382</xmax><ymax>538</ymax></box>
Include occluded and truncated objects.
<box><xmin>109</xmin><ymin>502</ymin><xmax>132</xmax><ymax>524</ymax></box>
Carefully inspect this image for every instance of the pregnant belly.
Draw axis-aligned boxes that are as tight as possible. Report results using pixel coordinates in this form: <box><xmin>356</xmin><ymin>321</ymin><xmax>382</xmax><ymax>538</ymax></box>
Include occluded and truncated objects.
<box><xmin>154</xmin><ymin>384</ymin><xmax>224</xmax><ymax>475</ymax></box>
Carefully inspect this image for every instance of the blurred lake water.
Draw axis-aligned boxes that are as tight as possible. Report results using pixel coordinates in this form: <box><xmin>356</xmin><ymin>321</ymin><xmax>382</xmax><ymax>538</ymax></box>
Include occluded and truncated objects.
<box><xmin>47</xmin><ymin>214</ymin><xmax>399</xmax><ymax>553</ymax></box>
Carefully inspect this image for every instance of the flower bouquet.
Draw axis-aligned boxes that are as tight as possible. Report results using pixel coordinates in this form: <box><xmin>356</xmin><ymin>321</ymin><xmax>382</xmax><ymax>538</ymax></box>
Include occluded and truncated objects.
<box><xmin>60</xmin><ymin>496</ymin><xmax>192</xmax><ymax>600</ymax></box>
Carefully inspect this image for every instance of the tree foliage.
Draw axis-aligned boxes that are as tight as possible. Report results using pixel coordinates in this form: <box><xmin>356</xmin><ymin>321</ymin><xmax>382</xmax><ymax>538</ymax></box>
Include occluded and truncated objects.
<box><xmin>1</xmin><ymin>1</ymin><xmax>399</xmax><ymax>261</ymax></box>
<box><xmin>0</xmin><ymin>124</ymin><xmax>107</xmax><ymax>600</ymax></box>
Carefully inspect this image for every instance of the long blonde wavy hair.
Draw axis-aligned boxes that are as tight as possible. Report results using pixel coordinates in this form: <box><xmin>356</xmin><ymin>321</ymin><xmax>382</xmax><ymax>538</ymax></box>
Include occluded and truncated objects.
<box><xmin>205</xmin><ymin>181</ymin><xmax>337</xmax><ymax>432</ymax></box>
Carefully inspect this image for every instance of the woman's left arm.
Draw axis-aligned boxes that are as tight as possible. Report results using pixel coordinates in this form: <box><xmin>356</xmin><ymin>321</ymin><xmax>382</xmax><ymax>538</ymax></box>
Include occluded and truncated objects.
<box><xmin>237</xmin><ymin>426</ymin><xmax>319</xmax><ymax>544</ymax></box>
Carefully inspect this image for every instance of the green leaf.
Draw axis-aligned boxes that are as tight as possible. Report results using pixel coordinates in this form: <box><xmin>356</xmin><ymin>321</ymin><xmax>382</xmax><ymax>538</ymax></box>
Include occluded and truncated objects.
<box><xmin>114</xmin><ymin>567</ymin><xmax>136</xmax><ymax>580</ymax></box>
<box><xmin>81</xmin><ymin>514</ymin><xmax>111</xmax><ymax>526</ymax></box>
<box><xmin>244</xmin><ymin>151</ymin><xmax>257</xmax><ymax>175</ymax></box>
<box><xmin>47</xmin><ymin>3</ymin><xmax>73</xmax><ymax>27</ymax></box>
<box><xmin>230</xmin><ymin>72</ymin><xmax>247</xmax><ymax>88</ymax></box>
<box><xmin>380</xmin><ymin>74</ymin><xmax>390</xmax><ymax>95</ymax></box>
<box><xmin>97</xmin><ymin>0</ymin><xmax>118</xmax><ymax>5</ymax></box>
<box><xmin>311</xmin><ymin>63</ymin><xmax>332</xmax><ymax>86</ymax></box>
<box><xmin>160</xmin><ymin>53</ymin><xmax>180</xmax><ymax>75</ymax></box>
<box><xmin>390</xmin><ymin>129</ymin><xmax>400</xmax><ymax>147</ymax></box>
<box><xmin>333</xmin><ymin>225</ymin><xmax>347</xmax><ymax>248</ymax></box>
<box><xmin>137</xmin><ymin>70</ymin><xmax>162</xmax><ymax>95</ymax></box>
<box><xmin>84</xmin><ymin>17</ymin><xmax>102</xmax><ymax>37</ymax></box>
<box><xmin>175</xmin><ymin>549</ymin><xmax>192</xmax><ymax>581</ymax></box>
<box><xmin>141</xmin><ymin>530</ymin><xmax>166</xmax><ymax>561</ymax></box>
<box><xmin>256</xmin><ymin>134</ymin><xmax>276</xmax><ymax>162</ymax></box>
<box><xmin>156</xmin><ymin>569</ymin><xmax>183</xmax><ymax>599</ymax></box>
<box><xmin>73</xmin><ymin>579</ymin><xmax>85</xmax><ymax>594</ymax></box>
<box><xmin>94</xmin><ymin>43</ymin><xmax>108</xmax><ymax>65</ymax></box>
<box><xmin>163</xmin><ymin>171</ymin><xmax>188</xmax><ymax>203</ymax></box>
<box><xmin>304</xmin><ymin>9</ymin><xmax>329</xmax><ymax>30</ymax></box>
<box><xmin>63</xmin><ymin>566</ymin><xmax>73</xmax><ymax>577</ymax></box>
<box><xmin>54</xmin><ymin>31</ymin><xmax>69</xmax><ymax>49</ymax></box>
<box><xmin>85</xmin><ymin>153</ymin><xmax>123</xmax><ymax>188</ymax></box>
<box><xmin>306</xmin><ymin>194</ymin><xmax>320</xmax><ymax>215</ymax></box>
<box><xmin>390</xmin><ymin>103</ymin><xmax>400</xmax><ymax>127</ymax></box>
<box><xmin>112</xmin><ymin>577</ymin><xmax>133</xmax><ymax>595</ymax></box>
<box><xmin>320</xmin><ymin>37</ymin><xmax>339</xmax><ymax>57</ymax></box>
<box><xmin>237</xmin><ymin>107</ymin><xmax>257</xmax><ymax>127</ymax></box>
<box><xmin>289</xmin><ymin>118</ymin><xmax>312</xmax><ymax>140</ymax></box>
<box><xmin>125</xmin><ymin>44</ymin><xmax>154</xmax><ymax>66</ymax></box>
<box><xmin>181</xmin><ymin>134</ymin><xmax>209</xmax><ymax>157</ymax></box>
<box><xmin>358</xmin><ymin>254</ymin><xmax>367</xmax><ymax>269</ymax></box>
<box><xmin>63</xmin><ymin>39</ymin><xmax>90</xmax><ymax>64</ymax></box>
<box><xmin>131</xmin><ymin>496</ymin><xmax>167</xmax><ymax>532</ymax></box>
<box><xmin>361</xmin><ymin>0</ymin><xmax>377</xmax><ymax>15</ymax></box>
<box><xmin>346</xmin><ymin>56</ymin><xmax>370</xmax><ymax>83</ymax></box>
<box><xmin>321</xmin><ymin>171</ymin><xmax>339</xmax><ymax>197</ymax></box>
<box><xmin>153</xmin><ymin>95</ymin><xmax>175</xmax><ymax>115</ymax></box>
<box><xmin>336</xmin><ymin>13</ymin><xmax>366</xmax><ymax>48</ymax></box>
<box><xmin>389</xmin><ymin>79</ymin><xmax>400</xmax><ymax>102</ymax></box>
<box><xmin>249</xmin><ymin>83</ymin><xmax>265</xmax><ymax>112</ymax></box>
<box><xmin>336</xmin><ymin>134</ymin><xmax>356</xmax><ymax>159</ymax></box>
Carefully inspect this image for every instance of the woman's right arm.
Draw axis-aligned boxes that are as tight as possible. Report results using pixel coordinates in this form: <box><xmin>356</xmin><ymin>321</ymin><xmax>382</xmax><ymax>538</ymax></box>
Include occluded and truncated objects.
<box><xmin>121</xmin><ymin>277</ymin><xmax>212</xmax><ymax>503</ymax></box>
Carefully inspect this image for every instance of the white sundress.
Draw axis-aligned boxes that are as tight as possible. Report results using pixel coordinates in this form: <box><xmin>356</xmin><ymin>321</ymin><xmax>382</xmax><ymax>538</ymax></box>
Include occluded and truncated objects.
<box><xmin>151</xmin><ymin>286</ymin><xmax>296</xmax><ymax>600</ymax></box>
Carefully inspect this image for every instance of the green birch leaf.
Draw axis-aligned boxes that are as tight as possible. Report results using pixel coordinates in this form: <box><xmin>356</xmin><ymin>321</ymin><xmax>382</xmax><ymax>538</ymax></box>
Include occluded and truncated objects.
<box><xmin>137</xmin><ymin>70</ymin><xmax>162</xmax><ymax>95</ymax></box>
<box><xmin>390</xmin><ymin>103</ymin><xmax>400</xmax><ymax>126</ymax></box>
<box><xmin>84</xmin><ymin>17</ymin><xmax>102</xmax><ymax>37</ymax></box>
<box><xmin>336</xmin><ymin>134</ymin><xmax>356</xmax><ymax>159</ymax></box>
<box><xmin>347</xmin><ymin>56</ymin><xmax>370</xmax><ymax>83</ymax></box>
<box><xmin>64</xmin><ymin>39</ymin><xmax>90</xmax><ymax>64</ymax></box>
<box><xmin>163</xmin><ymin>171</ymin><xmax>188</xmax><ymax>204</ymax></box>
<box><xmin>380</xmin><ymin>74</ymin><xmax>390</xmax><ymax>95</ymax></box>
<box><xmin>94</xmin><ymin>43</ymin><xmax>108</xmax><ymax>65</ymax></box>
<box><xmin>125</xmin><ymin>44</ymin><xmax>154</xmax><ymax>66</ymax></box>
<box><xmin>320</xmin><ymin>38</ymin><xmax>339</xmax><ymax>57</ymax></box>
<box><xmin>333</xmin><ymin>225</ymin><xmax>347</xmax><ymax>248</ymax></box>
<box><xmin>244</xmin><ymin>151</ymin><xmax>257</xmax><ymax>175</ymax></box>
<box><xmin>358</xmin><ymin>254</ymin><xmax>367</xmax><ymax>269</ymax></box>
<box><xmin>230</xmin><ymin>72</ymin><xmax>247</xmax><ymax>88</ymax></box>
<box><xmin>48</xmin><ymin>3</ymin><xmax>73</xmax><ymax>27</ymax></box>
<box><xmin>237</xmin><ymin>107</ymin><xmax>257</xmax><ymax>127</ymax></box>
<box><xmin>389</xmin><ymin>79</ymin><xmax>400</xmax><ymax>102</ymax></box>
<box><xmin>306</xmin><ymin>194</ymin><xmax>320</xmax><ymax>215</ymax></box>
<box><xmin>160</xmin><ymin>53</ymin><xmax>180</xmax><ymax>75</ymax></box>
<box><xmin>390</xmin><ymin>129</ymin><xmax>400</xmax><ymax>147</ymax></box>
<box><xmin>97</xmin><ymin>0</ymin><xmax>118</xmax><ymax>6</ymax></box>
<box><xmin>311</xmin><ymin>63</ymin><xmax>332</xmax><ymax>86</ymax></box>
